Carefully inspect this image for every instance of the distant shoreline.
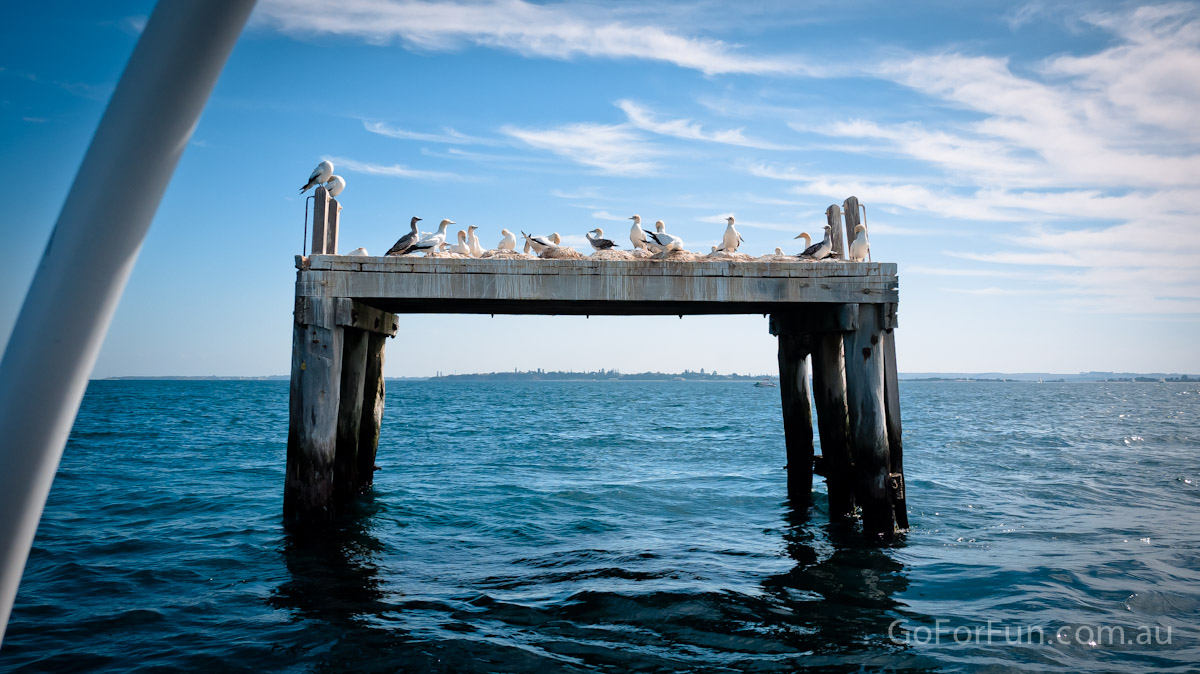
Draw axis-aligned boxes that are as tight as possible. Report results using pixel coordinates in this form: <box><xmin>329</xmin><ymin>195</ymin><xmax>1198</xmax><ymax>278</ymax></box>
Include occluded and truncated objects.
<box><xmin>96</xmin><ymin>371</ymin><xmax>1198</xmax><ymax>383</ymax></box>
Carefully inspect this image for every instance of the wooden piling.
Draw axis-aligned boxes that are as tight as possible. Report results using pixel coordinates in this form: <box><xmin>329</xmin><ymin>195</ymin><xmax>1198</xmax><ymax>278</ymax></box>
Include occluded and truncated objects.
<box><xmin>775</xmin><ymin>332</ymin><xmax>815</xmax><ymax>502</ymax></box>
<box><xmin>355</xmin><ymin>332</ymin><xmax>387</xmax><ymax>493</ymax></box>
<box><xmin>284</xmin><ymin>296</ymin><xmax>343</xmax><ymax>520</ymax></box>
<box><xmin>825</xmin><ymin>205</ymin><xmax>845</xmax><ymax>260</ymax></box>
<box><xmin>311</xmin><ymin>186</ymin><xmax>331</xmax><ymax>255</ymax></box>
<box><xmin>810</xmin><ymin>332</ymin><xmax>855</xmax><ymax>520</ymax></box>
<box><xmin>326</xmin><ymin>198</ymin><xmax>341</xmax><ymax>256</ymax></box>
<box><xmin>841</xmin><ymin>303</ymin><xmax>894</xmax><ymax>538</ymax></box>
<box><xmin>333</xmin><ymin>327</ymin><xmax>369</xmax><ymax>504</ymax></box>
<box><xmin>881</xmin><ymin>304</ymin><xmax>908</xmax><ymax>530</ymax></box>
<box><xmin>843</xmin><ymin>196</ymin><xmax>861</xmax><ymax>257</ymax></box>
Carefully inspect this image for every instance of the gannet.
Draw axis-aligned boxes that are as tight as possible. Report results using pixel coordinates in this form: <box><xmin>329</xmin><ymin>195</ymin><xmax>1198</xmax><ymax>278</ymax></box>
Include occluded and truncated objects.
<box><xmin>325</xmin><ymin>175</ymin><xmax>346</xmax><ymax>198</ymax></box>
<box><xmin>797</xmin><ymin>225</ymin><xmax>833</xmax><ymax>260</ymax></box>
<box><xmin>498</xmin><ymin>229</ymin><xmax>517</xmax><ymax>251</ymax></box>
<box><xmin>774</xmin><ymin>247</ymin><xmax>784</xmax><ymax>256</ymax></box>
<box><xmin>408</xmin><ymin>219</ymin><xmax>454</xmax><ymax>255</ymax></box>
<box><xmin>848</xmin><ymin>224</ymin><xmax>869</xmax><ymax>262</ymax></box>
<box><xmin>299</xmin><ymin>160</ymin><xmax>333</xmax><ymax>193</ymax></box>
<box><xmin>644</xmin><ymin>220</ymin><xmax>668</xmax><ymax>253</ymax></box>
<box><xmin>629</xmin><ymin>215</ymin><xmax>648</xmax><ymax>250</ymax></box>
<box><xmin>385</xmin><ymin>216</ymin><xmax>422</xmax><ymax>256</ymax></box>
<box><xmin>467</xmin><ymin>225</ymin><xmax>484</xmax><ymax>257</ymax></box>
<box><xmin>349</xmin><ymin>247</ymin><xmax>369</xmax><ymax>256</ymax></box>
<box><xmin>794</xmin><ymin>232</ymin><xmax>811</xmax><ymax>250</ymax></box>
<box><xmin>719</xmin><ymin>216</ymin><xmax>744</xmax><ymax>252</ymax></box>
<box><xmin>644</xmin><ymin>221</ymin><xmax>683</xmax><ymax>259</ymax></box>
<box><xmin>447</xmin><ymin>230</ymin><xmax>471</xmax><ymax>255</ymax></box>
<box><xmin>523</xmin><ymin>238</ymin><xmax>532</xmax><ymax>254</ymax></box>
<box><xmin>586</xmin><ymin>228</ymin><xmax>618</xmax><ymax>251</ymax></box>
<box><xmin>522</xmin><ymin>232</ymin><xmax>556</xmax><ymax>255</ymax></box>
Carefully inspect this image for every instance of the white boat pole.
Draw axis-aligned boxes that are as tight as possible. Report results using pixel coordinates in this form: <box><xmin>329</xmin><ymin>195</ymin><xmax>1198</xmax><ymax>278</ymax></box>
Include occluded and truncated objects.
<box><xmin>0</xmin><ymin>0</ymin><xmax>256</xmax><ymax>643</ymax></box>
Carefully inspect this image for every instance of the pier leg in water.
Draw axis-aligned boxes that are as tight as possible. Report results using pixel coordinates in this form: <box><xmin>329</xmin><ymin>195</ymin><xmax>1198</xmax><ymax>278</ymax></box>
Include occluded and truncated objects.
<box><xmin>842</xmin><ymin>304</ymin><xmax>895</xmax><ymax>539</ymax></box>
<box><xmin>285</xmin><ymin>296</ymin><xmax>343</xmax><ymax>521</ymax></box>
<box><xmin>772</xmin><ymin>321</ymin><xmax>815</xmax><ymax>505</ymax></box>
<box><xmin>334</xmin><ymin>327</ymin><xmax>369</xmax><ymax>505</ymax></box>
<box><xmin>355</xmin><ymin>332</ymin><xmax>387</xmax><ymax>494</ymax></box>
<box><xmin>811</xmin><ymin>331</ymin><xmax>855</xmax><ymax>520</ymax></box>
<box><xmin>882</xmin><ymin>305</ymin><xmax>908</xmax><ymax>530</ymax></box>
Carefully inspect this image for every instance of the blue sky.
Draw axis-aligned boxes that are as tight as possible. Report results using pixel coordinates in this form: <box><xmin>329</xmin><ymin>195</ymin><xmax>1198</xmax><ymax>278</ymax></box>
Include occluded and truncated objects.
<box><xmin>3</xmin><ymin>0</ymin><xmax>1198</xmax><ymax>377</ymax></box>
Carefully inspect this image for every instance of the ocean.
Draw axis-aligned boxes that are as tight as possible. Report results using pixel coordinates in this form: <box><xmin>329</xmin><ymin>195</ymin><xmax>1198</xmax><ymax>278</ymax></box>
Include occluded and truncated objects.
<box><xmin>2</xmin><ymin>380</ymin><xmax>1197</xmax><ymax>672</ymax></box>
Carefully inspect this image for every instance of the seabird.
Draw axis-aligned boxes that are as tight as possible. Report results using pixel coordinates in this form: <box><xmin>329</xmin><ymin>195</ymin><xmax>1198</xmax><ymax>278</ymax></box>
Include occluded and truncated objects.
<box><xmin>299</xmin><ymin>160</ymin><xmax>333</xmax><ymax>194</ymax></box>
<box><xmin>644</xmin><ymin>221</ymin><xmax>683</xmax><ymax>259</ymax></box>
<box><xmin>629</xmin><ymin>215</ymin><xmax>648</xmax><ymax>250</ymax></box>
<box><xmin>794</xmin><ymin>232</ymin><xmax>811</xmax><ymax>249</ymax></box>
<box><xmin>522</xmin><ymin>232</ymin><xmax>556</xmax><ymax>255</ymax></box>
<box><xmin>498</xmin><ymin>229</ymin><xmax>517</xmax><ymax>251</ymax></box>
<box><xmin>325</xmin><ymin>175</ymin><xmax>346</xmax><ymax>198</ymax></box>
<box><xmin>348</xmin><ymin>247</ymin><xmax>369</xmax><ymax>256</ymax></box>
<box><xmin>408</xmin><ymin>219</ymin><xmax>455</xmax><ymax>255</ymax></box>
<box><xmin>797</xmin><ymin>225</ymin><xmax>833</xmax><ymax>260</ymax></box>
<box><xmin>644</xmin><ymin>220</ymin><xmax>668</xmax><ymax>254</ymax></box>
<box><xmin>718</xmin><ymin>216</ymin><xmax>744</xmax><ymax>252</ymax></box>
<box><xmin>447</xmin><ymin>230</ymin><xmax>471</xmax><ymax>255</ymax></box>
<box><xmin>774</xmin><ymin>247</ymin><xmax>784</xmax><ymax>256</ymax></box>
<box><xmin>385</xmin><ymin>216</ymin><xmax>422</xmax><ymax>256</ymax></box>
<box><xmin>586</xmin><ymin>228</ymin><xmax>618</xmax><ymax>251</ymax></box>
<box><xmin>467</xmin><ymin>225</ymin><xmax>484</xmax><ymax>257</ymax></box>
<box><xmin>849</xmin><ymin>224</ymin><xmax>869</xmax><ymax>262</ymax></box>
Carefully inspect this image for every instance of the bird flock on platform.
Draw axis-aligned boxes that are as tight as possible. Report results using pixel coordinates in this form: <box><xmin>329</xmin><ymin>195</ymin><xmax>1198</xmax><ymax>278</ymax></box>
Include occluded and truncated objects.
<box><xmin>298</xmin><ymin>161</ymin><xmax>871</xmax><ymax>262</ymax></box>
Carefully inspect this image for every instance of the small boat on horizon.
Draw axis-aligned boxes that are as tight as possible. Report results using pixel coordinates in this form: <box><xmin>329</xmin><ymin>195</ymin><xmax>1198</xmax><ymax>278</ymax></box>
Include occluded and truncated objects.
<box><xmin>754</xmin><ymin>379</ymin><xmax>777</xmax><ymax>388</ymax></box>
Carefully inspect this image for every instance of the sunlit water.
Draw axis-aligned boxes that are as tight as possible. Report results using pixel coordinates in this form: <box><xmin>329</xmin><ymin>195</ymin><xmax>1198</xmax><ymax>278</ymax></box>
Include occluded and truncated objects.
<box><xmin>2</xmin><ymin>380</ymin><xmax>1198</xmax><ymax>672</ymax></box>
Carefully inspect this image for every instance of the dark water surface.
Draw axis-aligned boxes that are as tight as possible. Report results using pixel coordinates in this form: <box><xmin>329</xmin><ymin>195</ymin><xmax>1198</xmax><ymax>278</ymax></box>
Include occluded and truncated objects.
<box><xmin>2</xmin><ymin>380</ymin><xmax>1198</xmax><ymax>672</ymax></box>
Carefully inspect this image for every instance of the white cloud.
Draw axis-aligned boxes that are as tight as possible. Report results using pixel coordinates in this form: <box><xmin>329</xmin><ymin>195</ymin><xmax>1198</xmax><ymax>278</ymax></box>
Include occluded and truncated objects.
<box><xmin>326</xmin><ymin>155</ymin><xmax>470</xmax><ymax>180</ymax></box>
<box><xmin>591</xmin><ymin>211</ymin><xmax>629</xmax><ymax>221</ymax></box>
<box><xmin>502</xmin><ymin>123</ymin><xmax>660</xmax><ymax>175</ymax></box>
<box><xmin>363</xmin><ymin>120</ymin><xmax>494</xmax><ymax>145</ymax></box>
<box><xmin>255</xmin><ymin>0</ymin><xmax>808</xmax><ymax>76</ymax></box>
<box><xmin>617</xmin><ymin>99</ymin><xmax>797</xmax><ymax>149</ymax></box>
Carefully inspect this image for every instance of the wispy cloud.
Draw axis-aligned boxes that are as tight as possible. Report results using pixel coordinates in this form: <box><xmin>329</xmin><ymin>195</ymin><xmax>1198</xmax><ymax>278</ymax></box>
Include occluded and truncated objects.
<box><xmin>363</xmin><ymin>119</ymin><xmax>495</xmax><ymax>145</ymax></box>
<box><xmin>502</xmin><ymin>123</ymin><xmax>661</xmax><ymax>175</ymax></box>
<box><xmin>617</xmin><ymin>99</ymin><xmax>798</xmax><ymax>149</ymax></box>
<box><xmin>255</xmin><ymin>0</ymin><xmax>809</xmax><ymax>76</ymax></box>
<box><xmin>591</xmin><ymin>211</ymin><xmax>629</xmax><ymax>221</ymax></box>
<box><xmin>325</xmin><ymin>155</ymin><xmax>470</xmax><ymax>181</ymax></box>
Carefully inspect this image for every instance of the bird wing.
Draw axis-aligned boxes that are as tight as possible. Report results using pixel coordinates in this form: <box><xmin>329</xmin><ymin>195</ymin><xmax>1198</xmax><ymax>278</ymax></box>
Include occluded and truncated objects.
<box><xmin>799</xmin><ymin>241</ymin><xmax>823</xmax><ymax>257</ymax></box>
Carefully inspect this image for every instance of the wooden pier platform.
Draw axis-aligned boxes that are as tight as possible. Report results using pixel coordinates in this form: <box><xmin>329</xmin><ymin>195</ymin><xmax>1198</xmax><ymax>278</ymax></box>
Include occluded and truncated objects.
<box><xmin>286</xmin><ymin>188</ymin><xmax>907</xmax><ymax>538</ymax></box>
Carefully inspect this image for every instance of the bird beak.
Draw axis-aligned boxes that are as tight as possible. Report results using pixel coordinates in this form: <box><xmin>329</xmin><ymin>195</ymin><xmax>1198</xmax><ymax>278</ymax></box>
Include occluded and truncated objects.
<box><xmin>793</xmin><ymin>234</ymin><xmax>803</xmax><ymax>239</ymax></box>
<box><xmin>416</xmin><ymin>218</ymin><xmax>422</xmax><ymax>221</ymax></box>
<box><xmin>628</xmin><ymin>217</ymin><xmax>635</xmax><ymax>220</ymax></box>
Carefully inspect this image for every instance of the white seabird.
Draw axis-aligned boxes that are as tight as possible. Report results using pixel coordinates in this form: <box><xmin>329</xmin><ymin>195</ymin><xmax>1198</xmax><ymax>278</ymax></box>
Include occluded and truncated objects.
<box><xmin>848</xmin><ymin>224</ymin><xmax>869</xmax><ymax>262</ymax></box>
<box><xmin>797</xmin><ymin>225</ymin><xmax>833</xmax><ymax>260</ymax></box>
<box><xmin>447</xmin><ymin>230</ymin><xmax>471</xmax><ymax>255</ymax></box>
<box><xmin>325</xmin><ymin>175</ymin><xmax>346</xmax><ymax>198</ymax></box>
<box><xmin>718</xmin><ymin>216</ymin><xmax>744</xmax><ymax>252</ymax></box>
<box><xmin>629</xmin><ymin>215</ymin><xmax>648</xmax><ymax>250</ymax></box>
<box><xmin>299</xmin><ymin>160</ymin><xmax>333</xmax><ymax>194</ymax></box>
<box><xmin>467</xmin><ymin>225</ymin><xmax>484</xmax><ymax>257</ymax></box>
<box><xmin>522</xmin><ymin>232</ymin><xmax>556</xmax><ymax>255</ymax></box>
<box><xmin>774</xmin><ymin>247</ymin><xmax>784</xmax><ymax>256</ymax></box>
<box><xmin>348</xmin><ymin>247</ymin><xmax>369</xmax><ymax>256</ymax></box>
<box><xmin>385</xmin><ymin>216</ymin><xmax>422</xmax><ymax>256</ymax></box>
<box><xmin>586</xmin><ymin>228</ymin><xmax>618</xmax><ymax>251</ymax></box>
<box><xmin>644</xmin><ymin>221</ymin><xmax>683</xmax><ymax>259</ymax></box>
<box><xmin>794</xmin><ymin>232</ymin><xmax>811</xmax><ymax>250</ymax></box>
<box><xmin>409</xmin><ymin>219</ymin><xmax>455</xmax><ymax>255</ymax></box>
<box><xmin>644</xmin><ymin>220</ymin><xmax>668</xmax><ymax>254</ymax></box>
<box><xmin>498</xmin><ymin>229</ymin><xmax>517</xmax><ymax>251</ymax></box>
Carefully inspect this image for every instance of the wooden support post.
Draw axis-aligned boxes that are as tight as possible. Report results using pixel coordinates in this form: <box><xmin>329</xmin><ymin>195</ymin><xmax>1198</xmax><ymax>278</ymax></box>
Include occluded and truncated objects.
<box><xmin>355</xmin><ymin>332</ymin><xmax>387</xmax><ymax>493</ymax></box>
<box><xmin>776</xmin><ymin>332</ymin><xmax>815</xmax><ymax>502</ymax></box>
<box><xmin>882</xmin><ymin>310</ymin><xmax>908</xmax><ymax>530</ymax></box>
<box><xmin>811</xmin><ymin>332</ymin><xmax>855</xmax><ymax>520</ymax></box>
<box><xmin>843</xmin><ymin>196</ymin><xmax>861</xmax><ymax>258</ymax></box>
<box><xmin>334</xmin><ymin>327</ymin><xmax>368</xmax><ymax>505</ymax></box>
<box><xmin>311</xmin><ymin>186</ymin><xmax>330</xmax><ymax>255</ymax></box>
<box><xmin>842</xmin><ymin>303</ymin><xmax>894</xmax><ymax>538</ymax></box>
<box><xmin>285</xmin><ymin>296</ymin><xmax>343</xmax><ymax>520</ymax></box>
<box><xmin>326</xmin><ymin>198</ymin><xmax>341</xmax><ymax>256</ymax></box>
<box><xmin>826</xmin><ymin>205</ymin><xmax>846</xmax><ymax>260</ymax></box>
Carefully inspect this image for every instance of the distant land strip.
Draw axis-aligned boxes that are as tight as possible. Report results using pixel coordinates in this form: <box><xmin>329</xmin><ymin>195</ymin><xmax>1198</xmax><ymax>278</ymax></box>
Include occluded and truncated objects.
<box><xmin>98</xmin><ymin>371</ymin><xmax>1197</xmax><ymax>383</ymax></box>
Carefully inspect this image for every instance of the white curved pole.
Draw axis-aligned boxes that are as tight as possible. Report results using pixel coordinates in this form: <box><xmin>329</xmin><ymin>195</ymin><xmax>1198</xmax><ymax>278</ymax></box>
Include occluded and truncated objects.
<box><xmin>0</xmin><ymin>0</ymin><xmax>256</xmax><ymax>643</ymax></box>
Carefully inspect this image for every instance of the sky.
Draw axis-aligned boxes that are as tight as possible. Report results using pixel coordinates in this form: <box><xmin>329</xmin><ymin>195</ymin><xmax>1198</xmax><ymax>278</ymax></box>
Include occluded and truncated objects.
<box><xmin>2</xmin><ymin>0</ymin><xmax>1198</xmax><ymax>377</ymax></box>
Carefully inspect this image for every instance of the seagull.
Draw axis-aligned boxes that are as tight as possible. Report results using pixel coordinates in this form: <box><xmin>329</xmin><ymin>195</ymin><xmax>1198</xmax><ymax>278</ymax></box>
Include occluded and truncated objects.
<box><xmin>644</xmin><ymin>221</ymin><xmax>683</xmax><ymax>259</ymax></box>
<box><xmin>325</xmin><ymin>175</ymin><xmax>346</xmax><ymax>198</ymax></box>
<box><xmin>467</xmin><ymin>225</ymin><xmax>484</xmax><ymax>257</ymax></box>
<box><xmin>797</xmin><ymin>225</ymin><xmax>833</xmax><ymax>260</ymax></box>
<box><xmin>299</xmin><ymin>160</ymin><xmax>333</xmax><ymax>194</ymax></box>
<box><xmin>447</xmin><ymin>230</ymin><xmax>471</xmax><ymax>255</ymax></box>
<box><xmin>718</xmin><ymin>216</ymin><xmax>744</xmax><ymax>252</ymax></box>
<box><xmin>644</xmin><ymin>220</ymin><xmax>668</xmax><ymax>253</ymax></box>
<box><xmin>586</xmin><ymin>228</ymin><xmax>618</xmax><ymax>251</ymax></box>
<box><xmin>629</xmin><ymin>215</ymin><xmax>648</xmax><ymax>250</ymax></box>
<box><xmin>522</xmin><ymin>232</ymin><xmax>556</xmax><ymax>255</ymax></box>
<box><xmin>498</xmin><ymin>229</ymin><xmax>517</xmax><ymax>251</ymax></box>
<box><xmin>408</xmin><ymin>219</ymin><xmax>455</xmax><ymax>255</ymax></box>
<box><xmin>848</xmin><ymin>224</ymin><xmax>869</xmax><ymax>262</ymax></box>
<box><xmin>385</xmin><ymin>217</ymin><xmax>422</xmax><ymax>256</ymax></box>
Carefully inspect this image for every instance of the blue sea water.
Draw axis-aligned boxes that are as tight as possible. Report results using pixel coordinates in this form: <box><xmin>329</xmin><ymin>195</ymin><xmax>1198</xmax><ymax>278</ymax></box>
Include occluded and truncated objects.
<box><xmin>2</xmin><ymin>380</ymin><xmax>1198</xmax><ymax>672</ymax></box>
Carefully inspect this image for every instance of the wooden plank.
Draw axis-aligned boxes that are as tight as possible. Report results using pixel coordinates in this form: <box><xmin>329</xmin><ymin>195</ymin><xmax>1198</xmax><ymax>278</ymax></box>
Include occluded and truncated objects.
<box><xmin>842</xmin><ymin>302</ymin><xmax>894</xmax><ymax>539</ymax></box>
<box><xmin>882</xmin><ymin>327</ymin><xmax>908</xmax><ymax>530</ymax></box>
<box><xmin>335</xmin><ymin>298</ymin><xmax>399</xmax><ymax>337</ymax></box>
<box><xmin>311</xmin><ymin>186</ymin><xmax>330</xmax><ymax>256</ymax></box>
<box><xmin>325</xmin><ymin>198</ymin><xmax>341</xmax><ymax>256</ymax></box>
<box><xmin>811</xmin><ymin>332</ymin><xmax>855</xmax><ymax>520</ymax></box>
<box><xmin>350</xmin><ymin>256</ymin><xmax>896</xmax><ymax>278</ymax></box>
<box><xmin>333</xmin><ymin>327</ymin><xmax>368</xmax><ymax>505</ymax></box>
<box><xmin>826</xmin><ymin>204</ymin><xmax>846</xmax><ymax>260</ymax></box>
<box><xmin>843</xmin><ymin>196</ymin><xmax>861</xmax><ymax>260</ymax></box>
<box><xmin>776</xmin><ymin>331</ymin><xmax>815</xmax><ymax>503</ymax></box>
<box><xmin>769</xmin><ymin>304</ymin><xmax>859</xmax><ymax>335</ymax></box>
<box><xmin>355</xmin><ymin>332</ymin><xmax>387</xmax><ymax>494</ymax></box>
<box><xmin>284</xmin><ymin>295</ymin><xmax>343</xmax><ymax>521</ymax></box>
